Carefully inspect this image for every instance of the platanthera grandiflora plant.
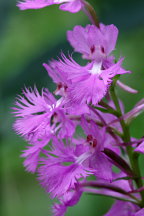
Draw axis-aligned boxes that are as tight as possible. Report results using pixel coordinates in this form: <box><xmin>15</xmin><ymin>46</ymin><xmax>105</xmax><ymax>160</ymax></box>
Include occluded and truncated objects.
<box><xmin>13</xmin><ymin>0</ymin><xmax>144</xmax><ymax>215</ymax></box>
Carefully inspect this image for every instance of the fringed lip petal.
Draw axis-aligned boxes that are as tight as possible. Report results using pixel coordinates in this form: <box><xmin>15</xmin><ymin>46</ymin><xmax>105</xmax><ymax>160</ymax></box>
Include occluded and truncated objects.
<box><xmin>38</xmin><ymin>162</ymin><xmax>93</xmax><ymax>198</ymax></box>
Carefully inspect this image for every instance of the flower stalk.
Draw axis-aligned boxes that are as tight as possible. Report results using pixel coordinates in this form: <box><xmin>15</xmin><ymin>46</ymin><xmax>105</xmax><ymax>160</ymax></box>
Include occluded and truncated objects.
<box><xmin>110</xmin><ymin>78</ymin><xmax>144</xmax><ymax>206</ymax></box>
<box><xmin>83</xmin><ymin>1</ymin><xmax>99</xmax><ymax>27</ymax></box>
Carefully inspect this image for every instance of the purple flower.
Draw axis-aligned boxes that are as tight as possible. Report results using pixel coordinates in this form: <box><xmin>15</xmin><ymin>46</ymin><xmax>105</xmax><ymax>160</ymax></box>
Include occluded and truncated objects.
<box><xmin>38</xmin><ymin>137</ymin><xmax>94</xmax><ymax>198</ymax></box>
<box><xmin>38</xmin><ymin>117</ymin><xmax>116</xmax><ymax>198</ymax></box>
<box><xmin>51</xmin><ymin>54</ymin><xmax>129</xmax><ymax>105</ymax></box>
<box><xmin>43</xmin><ymin>56</ymin><xmax>71</xmax><ymax>97</ymax></box>
<box><xmin>67</xmin><ymin>24</ymin><xmax>118</xmax><ymax>61</ymax></box>
<box><xmin>80</xmin><ymin>116</ymin><xmax>117</xmax><ymax>180</ymax></box>
<box><xmin>13</xmin><ymin>87</ymin><xmax>58</xmax><ymax>143</ymax></box>
<box><xmin>17</xmin><ymin>0</ymin><xmax>84</xmax><ymax>13</ymax></box>
<box><xmin>13</xmin><ymin>87</ymin><xmax>76</xmax><ymax>143</ymax></box>
<box><xmin>68</xmin><ymin>59</ymin><xmax>129</xmax><ymax>105</ymax></box>
<box><xmin>43</xmin><ymin>58</ymin><xmax>91</xmax><ymax>114</ymax></box>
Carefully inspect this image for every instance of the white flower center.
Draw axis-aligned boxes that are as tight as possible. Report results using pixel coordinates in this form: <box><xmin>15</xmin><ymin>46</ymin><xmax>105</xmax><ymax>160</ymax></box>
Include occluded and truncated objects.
<box><xmin>89</xmin><ymin>62</ymin><xmax>102</xmax><ymax>75</ymax></box>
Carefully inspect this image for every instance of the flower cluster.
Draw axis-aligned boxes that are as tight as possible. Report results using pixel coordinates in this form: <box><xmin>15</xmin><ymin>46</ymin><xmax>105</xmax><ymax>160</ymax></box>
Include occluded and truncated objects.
<box><xmin>14</xmin><ymin>1</ymin><xmax>144</xmax><ymax>216</ymax></box>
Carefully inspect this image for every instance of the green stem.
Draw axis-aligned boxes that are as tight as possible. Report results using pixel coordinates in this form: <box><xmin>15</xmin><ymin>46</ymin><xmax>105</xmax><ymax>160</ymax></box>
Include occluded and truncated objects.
<box><xmin>131</xmin><ymin>152</ymin><xmax>144</xmax><ymax>206</ymax></box>
<box><xmin>93</xmin><ymin>104</ymin><xmax>119</xmax><ymax>116</ymax></box>
<box><xmin>107</xmin><ymin>126</ymin><xmax>123</xmax><ymax>138</ymax></box>
<box><xmin>84</xmin><ymin>190</ymin><xmax>139</xmax><ymax>205</ymax></box>
<box><xmin>110</xmin><ymin>80</ymin><xmax>144</xmax><ymax>206</ymax></box>
<box><xmin>83</xmin><ymin>1</ymin><xmax>99</xmax><ymax>27</ymax></box>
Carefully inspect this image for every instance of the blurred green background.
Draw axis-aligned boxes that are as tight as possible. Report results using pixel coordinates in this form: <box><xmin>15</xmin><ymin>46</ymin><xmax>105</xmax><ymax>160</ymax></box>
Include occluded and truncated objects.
<box><xmin>1</xmin><ymin>0</ymin><xmax>144</xmax><ymax>215</ymax></box>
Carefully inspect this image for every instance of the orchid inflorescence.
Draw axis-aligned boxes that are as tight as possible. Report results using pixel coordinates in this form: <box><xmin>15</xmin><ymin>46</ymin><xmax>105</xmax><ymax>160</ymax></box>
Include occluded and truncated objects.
<box><xmin>13</xmin><ymin>0</ymin><xmax>144</xmax><ymax>215</ymax></box>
